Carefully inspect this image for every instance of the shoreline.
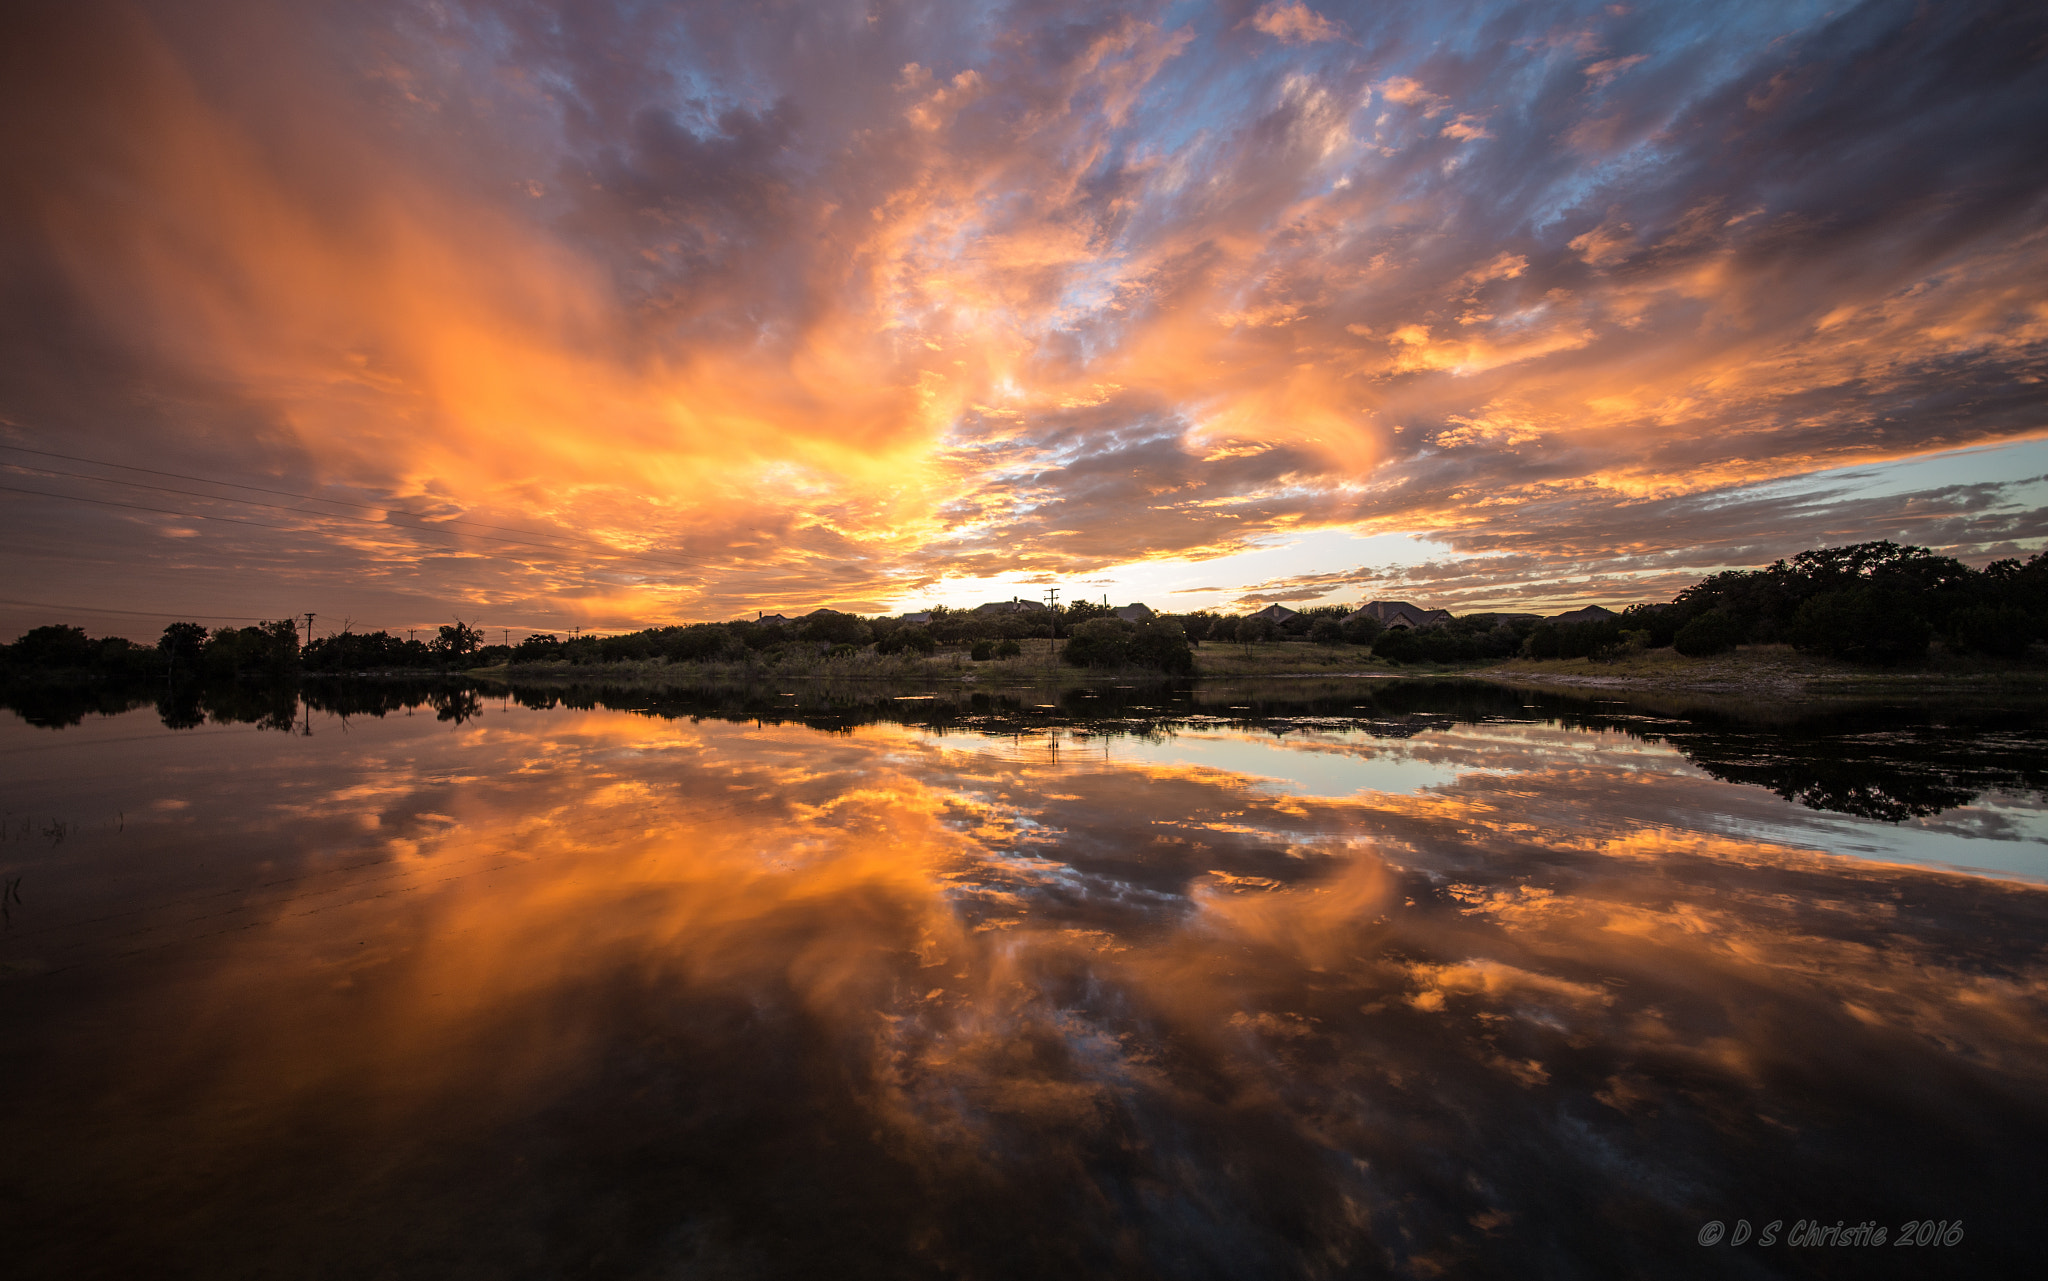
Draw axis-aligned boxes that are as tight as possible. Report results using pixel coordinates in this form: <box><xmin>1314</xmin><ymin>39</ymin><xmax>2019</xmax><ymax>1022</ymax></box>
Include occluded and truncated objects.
<box><xmin>1470</xmin><ymin>643</ymin><xmax>2048</xmax><ymax>696</ymax></box>
<box><xmin>461</xmin><ymin>640</ymin><xmax>2048</xmax><ymax>696</ymax></box>
<box><xmin>12</xmin><ymin>643</ymin><xmax>2046</xmax><ymax>702</ymax></box>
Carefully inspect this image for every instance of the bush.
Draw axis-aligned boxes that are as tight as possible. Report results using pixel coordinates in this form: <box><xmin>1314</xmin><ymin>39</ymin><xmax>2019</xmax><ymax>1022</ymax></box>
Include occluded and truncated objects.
<box><xmin>8</xmin><ymin>625</ymin><xmax>95</xmax><ymax>669</ymax></box>
<box><xmin>1308</xmin><ymin>618</ymin><xmax>1344</xmax><ymax>645</ymax></box>
<box><xmin>1674</xmin><ymin>611</ymin><xmax>1744</xmax><ymax>657</ymax></box>
<box><xmin>1061</xmin><ymin>618</ymin><xmax>1129</xmax><ymax>668</ymax></box>
<box><xmin>801</xmin><ymin>611</ymin><xmax>873</xmax><ymax>647</ymax></box>
<box><xmin>1372</xmin><ymin>629</ymin><xmax>1422</xmax><ymax>664</ymax></box>
<box><xmin>969</xmin><ymin>640</ymin><xmax>995</xmax><ymax>661</ymax></box>
<box><xmin>1417</xmin><ymin>628</ymin><xmax>1479</xmax><ymax>663</ymax></box>
<box><xmin>994</xmin><ymin>638</ymin><xmax>1021</xmax><ymax>658</ymax></box>
<box><xmin>1173</xmin><ymin>612</ymin><xmax>1217</xmax><ymax>645</ymax></box>
<box><xmin>1951</xmin><ymin>604</ymin><xmax>2035</xmax><ymax>659</ymax></box>
<box><xmin>1790</xmin><ymin>586</ymin><xmax>1932</xmax><ymax>665</ymax></box>
<box><xmin>514</xmin><ymin>632</ymin><xmax>566</xmax><ymax>662</ymax></box>
<box><xmin>1339</xmin><ymin>613</ymin><xmax>1384</xmax><ymax>646</ymax></box>
<box><xmin>1523</xmin><ymin>617</ymin><xmax>1624</xmax><ymax>660</ymax></box>
<box><xmin>876</xmin><ymin>626</ymin><xmax>937</xmax><ymax>655</ymax></box>
<box><xmin>1128</xmin><ymin>619</ymin><xmax>1195</xmax><ymax>674</ymax></box>
<box><xmin>1060</xmin><ymin>618</ymin><xmax>1194</xmax><ymax>674</ymax></box>
<box><xmin>202</xmin><ymin>621</ymin><xmax>301</xmax><ymax>677</ymax></box>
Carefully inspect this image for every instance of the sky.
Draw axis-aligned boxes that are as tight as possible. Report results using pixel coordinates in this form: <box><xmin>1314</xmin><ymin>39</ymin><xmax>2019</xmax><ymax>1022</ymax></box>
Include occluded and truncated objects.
<box><xmin>2</xmin><ymin>0</ymin><xmax>2045</xmax><ymax>639</ymax></box>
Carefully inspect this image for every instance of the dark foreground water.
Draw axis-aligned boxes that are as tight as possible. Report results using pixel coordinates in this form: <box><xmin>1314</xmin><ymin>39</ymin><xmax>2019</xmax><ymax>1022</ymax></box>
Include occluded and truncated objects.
<box><xmin>2</xmin><ymin>678</ymin><xmax>2045</xmax><ymax>1278</ymax></box>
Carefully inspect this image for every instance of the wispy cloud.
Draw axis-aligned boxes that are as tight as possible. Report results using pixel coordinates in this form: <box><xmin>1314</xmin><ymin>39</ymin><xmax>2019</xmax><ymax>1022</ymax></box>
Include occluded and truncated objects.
<box><xmin>2</xmin><ymin>0</ymin><xmax>2044</xmax><ymax>629</ymax></box>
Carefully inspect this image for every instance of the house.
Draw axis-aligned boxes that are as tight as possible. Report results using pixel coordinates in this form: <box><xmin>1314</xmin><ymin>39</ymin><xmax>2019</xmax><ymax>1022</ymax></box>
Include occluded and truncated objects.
<box><xmin>973</xmin><ymin>597</ymin><xmax>1047</xmax><ymax>615</ymax></box>
<box><xmin>1349</xmin><ymin>600</ymin><xmax>1451</xmax><ymax>631</ymax></box>
<box><xmin>1548</xmin><ymin>605</ymin><xmax>1620</xmax><ymax>625</ymax></box>
<box><xmin>755</xmin><ymin>613</ymin><xmax>790</xmax><ymax>626</ymax></box>
<box><xmin>1248</xmin><ymin>603</ymin><xmax>1300</xmax><ymax>624</ymax></box>
<box><xmin>1112</xmin><ymin>603</ymin><xmax>1154</xmax><ymax>622</ymax></box>
<box><xmin>898</xmin><ymin>611</ymin><xmax>934</xmax><ymax>625</ymax></box>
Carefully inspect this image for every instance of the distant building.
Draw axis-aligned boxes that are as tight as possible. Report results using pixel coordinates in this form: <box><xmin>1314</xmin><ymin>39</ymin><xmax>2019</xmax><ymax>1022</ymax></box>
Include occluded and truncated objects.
<box><xmin>1349</xmin><ymin>600</ymin><xmax>1451</xmax><ymax>631</ymax></box>
<box><xmin>1248</xmin><ymin>603</ymin><xmax>1300</xmax><ymax>624</ymax></box>
<box><xmin>972</xmin><ymin>597</ymin><xmax>1047</xmax><ymax>615</ymax></box>
<box><xmin>1547</xmin><ymin>605</ymin><xmax>1620</xmax><ymax>625</ymax></box>
<box><xmin>755</xmin><ymin>612</ymin><xmax>790</xmax><ymax>625</ymax></box>
<box><xmin>1112</xmin><ymin>603</ymin><xmax>1154</xmax><ymax>622</ymax></box>
<box><xmin>899</xmin><ymin>611</ymin><xmax>934</xmax><ymax>625</ymax></box>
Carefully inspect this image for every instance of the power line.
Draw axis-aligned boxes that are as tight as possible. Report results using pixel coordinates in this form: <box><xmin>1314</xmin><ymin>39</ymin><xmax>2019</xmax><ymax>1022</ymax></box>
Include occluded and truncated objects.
<box><xmin>0</xmin><ymin>598</ymin><xmax>272</xmax><ymax>622</ymax></box>
<box><xmin>0</xmin><ymin>483</ymin><xmax>325</xmax><ymax>535</ymax></box>
<box><xmin>1</xmin><ymin>465</ymin><xmax>705</xmax><ymax>572</ymax></box>
<box><xmin>0</xmin><ymin>442</ymin><xmax>579</xmax><ymax>544</ymax></box>
<box><xmin>7</xmin><ymin>466</ymin><xmax>599</xmax><ymax>561</ymax></box>
<box><xmin>0</xmin><ymin>595</ymin><xmax>569</xmax><ymax>640</ymax></box>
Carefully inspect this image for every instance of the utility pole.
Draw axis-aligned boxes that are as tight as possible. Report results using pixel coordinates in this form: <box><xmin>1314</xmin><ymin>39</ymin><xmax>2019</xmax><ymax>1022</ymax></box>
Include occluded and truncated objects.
<box><xmin>303</xmin><ymin>612</ymin><xmax>315</xmax><ymax>646</ymax></box>
<box><xmin>1044</xmin><ymin>587</ymin><xmax>1059</xmax><ymax>672</ymax></box>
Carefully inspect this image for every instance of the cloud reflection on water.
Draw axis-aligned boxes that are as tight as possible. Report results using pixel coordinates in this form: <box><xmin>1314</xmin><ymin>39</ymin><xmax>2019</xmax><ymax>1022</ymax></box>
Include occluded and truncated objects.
<box><xmin>4</xmin><ymin>705</ymin><xmax>2047</xmax><ymax>1275</ymax></box>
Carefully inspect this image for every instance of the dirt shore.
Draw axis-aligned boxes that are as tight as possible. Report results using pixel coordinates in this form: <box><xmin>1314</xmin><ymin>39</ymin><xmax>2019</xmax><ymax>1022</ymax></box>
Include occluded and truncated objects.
<box><xmin>1471</xmin><ymin>644</ymin><xmax>2048</xmax><ymax>697</ymax></box>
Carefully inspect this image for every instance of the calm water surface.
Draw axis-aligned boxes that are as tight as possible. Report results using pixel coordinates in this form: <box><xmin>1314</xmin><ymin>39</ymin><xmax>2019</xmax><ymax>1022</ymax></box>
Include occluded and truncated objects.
<box><xmin>3</xmin><ymin>679</ymin><xmax>2046</xmax><ymax>1278</ymax></box>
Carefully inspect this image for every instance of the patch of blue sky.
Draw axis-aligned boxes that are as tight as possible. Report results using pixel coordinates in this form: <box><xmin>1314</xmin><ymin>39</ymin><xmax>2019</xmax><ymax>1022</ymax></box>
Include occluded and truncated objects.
<box><xmin>1713</xmin><ymin>799</ymin><xmax>2048</xmax><ymax>883</ymax></box>
<box><xmin>1111</xmin><ymin>730</ymin><xmax>1469</xmax><ymax>798</ymax></box>
<box><xmin>1758</xmin><ymin>438</ymin><xmax>2048</xmax><ymax>506</ymax></box>
<box><xmin>891</xmin><ymin>526</ymin><xmax>1454</xmax><ymax>613</ymax></box>
<box><xmin>1696</xmin><ymin>438</ymin><xmax>2048</xmax><ymax>543</ymax></box>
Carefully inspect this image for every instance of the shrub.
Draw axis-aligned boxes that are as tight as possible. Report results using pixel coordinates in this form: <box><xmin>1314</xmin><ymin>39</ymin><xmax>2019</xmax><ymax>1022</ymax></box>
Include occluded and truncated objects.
<box><xmin>876</xmin><ymin>626</ymin><xmax>937</xmax><ymax>655</ymax></box>
<box><xmin>1173</xmin><ymin>612</ymin><xmax>1217</xmax><ymax>645</ymax></box>
<box><xmin>1061</xmin><ymin>618</ymin><xmax>1194</xmax><ymax>674</ymax></box>
<box><xmin>8</xmin><ymin>625</ymin><xmax>95</xmax><ymax>669</ymax></box>
<box><xmin>1127</xmin><ymin>619</ymin><xmax>1195</xmax><ymax>674</ymax></box>
<box><xmin>1373</xmin><ymin>629</ymin><xmax>1422</xmax><ymax>664</ymax></box>
<box><xmin>1674</xmin><ymin>611</ymin><xmax>1744</xmax><ymax>657</ymax></box>
<box><xmin>801</xmin><ymin>610</ymin><xmax>873</xmax><ymax>646</ymax></box>
<box><xmin>1790</xmin><ymin>586</ymin><xmax>1932</xmax><ymax>665</ymax></box>
<box><xmin>994</xmin><ymin>638</ymin><xmax>1021</xmax><ymax>658</ymax></box>
<box><xmin>1339</xmin><ymin>613</ymin><xmax>1384</xmax><ymax>646</ymax></box>
<box><xmin>514</xmin><ymin>632</ymin><xmax>566</xmax><ymax>662</ymax></box>
<box><xmin>1417</xmin><ymin>628</ymin><xmax>1478</xmax><ymax>663</ymax></box>
<box><xmin>1061</xmin><ymin>618</ymin><xmax>1129</xmax><ymax>668</ymax></box>
<box><xmin>969</xmin><ymin>640</ymin><xmax>995</xmax><ymax>661</ymax></box>
<box><xmin>1951</xmin><ymin>604</ymin><xmax>2034</xmax><ymax>659</ymax></box>
<box><xmin>1308</xmin><ymin>618</ymin><xmax>1345</xmax><ymax>645</ymax></box>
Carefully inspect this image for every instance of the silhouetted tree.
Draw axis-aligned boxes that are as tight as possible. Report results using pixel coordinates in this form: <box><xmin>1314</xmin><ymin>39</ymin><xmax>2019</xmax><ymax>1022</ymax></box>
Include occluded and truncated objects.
<box><xmin>1674</xmin><ymin>611</ymin><xmax>1743</xmax><ymax>657</ymax></box>
<box><xmin>159</xmin><ymin>621</ymin><xmax>208</xmax><ymax>675</ymax></box>
<box><xmin>434</xmin><ymin>621</ymin><xmax>484</xmax><ymax>664</ymax></box>
<box><xmin>1372</xmin><ymin>628</ymin><xmax>1422</xmax><ymax>664</ymax></box>
<box><xmin>800</xmin><ymin>610</ymin><xmax>873</xmax><ymax>646</ymax></box>
<box><xmin>1791</xmin><ymin>586</ymin><xmax>1932</xmax><ymax>665</ymax></box>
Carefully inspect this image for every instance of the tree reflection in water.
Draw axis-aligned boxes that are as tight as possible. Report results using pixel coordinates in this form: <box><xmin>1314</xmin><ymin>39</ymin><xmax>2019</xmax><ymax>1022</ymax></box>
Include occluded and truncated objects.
<box><xmin>1</xmin><ymin>680</ymin><xmax>2044</xmax><ymax>1276</ymax></box>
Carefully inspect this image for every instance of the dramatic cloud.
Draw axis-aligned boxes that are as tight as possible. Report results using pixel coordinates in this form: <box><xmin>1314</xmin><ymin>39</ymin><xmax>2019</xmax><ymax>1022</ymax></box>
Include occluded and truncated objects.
<box><xmin>1</xmin><ymin>0</ymin><xmax>2044</xmax><ymax>631</ymax></box>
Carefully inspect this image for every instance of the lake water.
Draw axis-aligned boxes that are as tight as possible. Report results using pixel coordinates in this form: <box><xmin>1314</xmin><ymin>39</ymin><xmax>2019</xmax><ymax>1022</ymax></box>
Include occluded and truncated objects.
<box><xmin>4</xmin><ymin>678</ymin><xmax>2045</xmax><ymax>1277</ymax></box>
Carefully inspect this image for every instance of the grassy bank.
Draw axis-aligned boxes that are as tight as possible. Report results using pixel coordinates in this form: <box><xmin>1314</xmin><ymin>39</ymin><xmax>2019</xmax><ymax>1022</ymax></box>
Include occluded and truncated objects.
<box><xmin>463</xmin><ymin>638</ymin><xmax>1479</xmax><ymax>686</ymax></box>
<box><xmin>463</xmin><ymin>638</ymin><xmax>2048</xmax><ymax>694</ymax></box>
<box><xmin>1476</xmin><ymin>643</ymin><xmax>2048</xmax><ymax>696</ymax></box>
<box><xmin>470</xmin><ymin>637</ymin><xmax>1123</xmax><ymax>688</ymax></box>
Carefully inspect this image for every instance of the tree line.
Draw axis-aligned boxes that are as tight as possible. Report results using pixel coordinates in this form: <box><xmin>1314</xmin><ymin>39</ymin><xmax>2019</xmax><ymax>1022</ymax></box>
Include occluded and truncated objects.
<box><xmin>5</xmin><ymin>540</ymin><xmax>2045</xmax><ymax>682</ymax></box>
<box><xmin>0</xmin><ymin>619</ymin><xmax>488</xmax><ymax>681</ymax></box>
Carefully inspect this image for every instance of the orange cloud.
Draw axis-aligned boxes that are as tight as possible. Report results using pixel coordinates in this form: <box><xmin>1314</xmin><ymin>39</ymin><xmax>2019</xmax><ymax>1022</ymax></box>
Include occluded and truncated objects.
<box><xmin>1</xmin><ymin>0</ymin><xmax>2043</xmax><ymax>628</ymax></box>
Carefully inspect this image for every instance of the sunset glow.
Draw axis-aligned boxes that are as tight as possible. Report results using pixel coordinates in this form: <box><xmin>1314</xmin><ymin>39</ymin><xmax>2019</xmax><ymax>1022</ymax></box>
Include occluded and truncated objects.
<box><xmin>4</xmin><ymin>0</ymin><xmax>2045</xmax><ymax>634</ymax></box>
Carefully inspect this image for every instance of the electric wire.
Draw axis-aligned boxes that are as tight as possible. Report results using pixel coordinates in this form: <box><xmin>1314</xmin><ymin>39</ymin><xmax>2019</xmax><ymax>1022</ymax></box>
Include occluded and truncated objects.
<box><xmin>0</xmin><ymin>465</ymin><xmax>704</xmax><ymax>572</ymax></box>
<box><xmin>0</xmin><ymin>442</ymin><xmax>595</xmax><ymax>545</ymax></box>
<box><xmin>0</xmin><ymin>598</ymin><xmax>272</xmax><ymax>622</ymax></box>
